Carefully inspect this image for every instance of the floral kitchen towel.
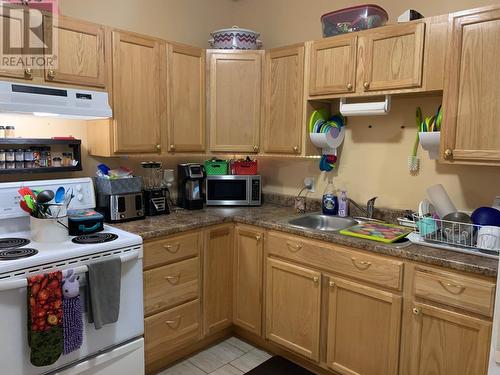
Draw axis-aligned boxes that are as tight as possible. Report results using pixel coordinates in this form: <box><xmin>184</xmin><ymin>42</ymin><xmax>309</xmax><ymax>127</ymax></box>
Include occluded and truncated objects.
<box><xmin>62</xmin><ymin>269</ymin><xmax>83</xmax><ymax>355</ymax></box>
<box><xmin>28</xmin><ymin>271</ymin><xmax>63</xmax><ymax>367</ymax></box>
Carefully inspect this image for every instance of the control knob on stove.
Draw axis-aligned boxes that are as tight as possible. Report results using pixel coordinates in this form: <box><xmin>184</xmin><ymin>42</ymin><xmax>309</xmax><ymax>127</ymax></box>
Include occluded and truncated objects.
<box><xmin>76</xmin><ymin>193</ymin><xmax>83</xmax><ymax>201</ymax></box>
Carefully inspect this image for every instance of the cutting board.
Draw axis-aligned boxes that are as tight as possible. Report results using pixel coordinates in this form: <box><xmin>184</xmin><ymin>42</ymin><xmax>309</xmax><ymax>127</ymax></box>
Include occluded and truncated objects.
<box><xmin>340</xmin><ymin>222</ymin><xmax>412</xmax><ymax>243</ymax></box>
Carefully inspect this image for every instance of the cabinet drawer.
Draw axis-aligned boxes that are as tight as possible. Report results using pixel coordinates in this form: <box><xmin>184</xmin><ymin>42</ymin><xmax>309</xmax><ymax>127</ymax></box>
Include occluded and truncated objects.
<box><xmin>144</xmin><ymin>232</ymin><xmax>200</xmax><ymax>269</ymax></box>
<box><xmin>144</xmin><ymin>257</ymin><xmax>199</xmax><ymax>316</ymax></box>
<box><xmin>414</xmin><ymin>267</ymin><xmax>495</xmax><ymax>317</ymax></box>
<box><xmin>267</xmin><ymin>231</ymin><xmax>403</xmax><ymax>290</ymax></box>
<box><xmin>145</xmin><ymin>299</ymin><xmax>200</xmax><ymax>364</ymax></box>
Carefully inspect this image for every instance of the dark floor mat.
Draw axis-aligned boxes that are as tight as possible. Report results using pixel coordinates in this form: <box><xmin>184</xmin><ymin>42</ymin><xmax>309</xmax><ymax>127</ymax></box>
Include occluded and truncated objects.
<box><xmin>246</xmin><ymin>356</ymin><xmax>315</xmax><ymax>374</ymax></box>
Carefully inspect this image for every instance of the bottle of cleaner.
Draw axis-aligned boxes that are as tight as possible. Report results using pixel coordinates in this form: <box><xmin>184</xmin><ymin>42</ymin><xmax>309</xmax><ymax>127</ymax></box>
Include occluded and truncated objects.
<box><xmin>338</xmin><ymin>190</ymin><xmax>348</xmax><ymax>217</ymax></box>
<box><xmin>322</xmin><ymin>182</ymin><xmax>338</xmax><ymax>215</ymax></box>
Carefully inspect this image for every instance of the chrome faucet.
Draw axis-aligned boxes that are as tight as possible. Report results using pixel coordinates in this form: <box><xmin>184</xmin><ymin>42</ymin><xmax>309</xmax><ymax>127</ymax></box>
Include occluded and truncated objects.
<box><xmin>348</xmin><ymin>197</ymin><xmax>378</xmax><ymax>219</ymax></box>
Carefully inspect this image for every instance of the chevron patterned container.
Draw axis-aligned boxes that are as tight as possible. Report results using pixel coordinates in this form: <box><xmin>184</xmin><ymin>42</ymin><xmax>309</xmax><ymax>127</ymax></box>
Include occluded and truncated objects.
<box><xmin>209</xmin><ymin>26</ymin><xmax>262</xmax><ymax>49</ymax></box>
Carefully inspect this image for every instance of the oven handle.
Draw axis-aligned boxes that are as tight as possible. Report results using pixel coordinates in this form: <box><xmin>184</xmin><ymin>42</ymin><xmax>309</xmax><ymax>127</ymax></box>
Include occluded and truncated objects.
<box><xmin>0</xmin><ymin>251</ymin><xmax>139</xmax><ymax>292</ymax></box>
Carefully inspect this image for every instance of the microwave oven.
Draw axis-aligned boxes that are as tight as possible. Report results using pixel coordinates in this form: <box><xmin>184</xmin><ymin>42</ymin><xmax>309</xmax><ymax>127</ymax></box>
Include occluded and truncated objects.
<box><xmin>205</xmin><ymin>175</ymin><xmax>261</xmax><ymax>206</ymax></box>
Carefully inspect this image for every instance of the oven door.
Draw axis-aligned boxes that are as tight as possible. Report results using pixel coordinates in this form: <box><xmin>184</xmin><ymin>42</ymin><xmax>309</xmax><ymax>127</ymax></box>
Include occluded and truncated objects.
<box><xmin>206</xmin><ymin>176</ymin><xmax>250</xmax><ymax>206</ymax></box>
<box><xmin>0</xmin><ymin>248</ymin><xmax>144</xmax><ymax>375</ymax></box>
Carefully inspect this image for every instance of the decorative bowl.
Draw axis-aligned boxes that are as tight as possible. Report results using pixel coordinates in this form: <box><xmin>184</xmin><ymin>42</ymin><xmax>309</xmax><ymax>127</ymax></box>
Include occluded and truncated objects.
<box><xmin>209</xmin><ymin>26</ymin><xmax>262</xmax><ymax>50</ymax></box>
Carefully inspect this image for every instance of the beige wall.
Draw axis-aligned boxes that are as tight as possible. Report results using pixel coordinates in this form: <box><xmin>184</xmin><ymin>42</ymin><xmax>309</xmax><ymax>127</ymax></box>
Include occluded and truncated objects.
<box><xmin>233</xmin><ymin>0</ymin><xmax>500</xmax><ymax>48</ymax></box>
<box><xmin>59</xmin><ymin>0</ymin><xmax>237</xmax><ymax>47</ymax></box>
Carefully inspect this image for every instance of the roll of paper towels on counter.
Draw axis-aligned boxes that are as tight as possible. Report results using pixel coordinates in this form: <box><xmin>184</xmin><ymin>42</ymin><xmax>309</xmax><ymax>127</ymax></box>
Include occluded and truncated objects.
<box><xmin>339</xmin><ymin>95</ymin><xmax>391</xmax><ymax>116</ymax></box>
<box><xmin>427</xmin><ymin>184</ymin><xmax>457</xmax><ymax>219</ymax></box>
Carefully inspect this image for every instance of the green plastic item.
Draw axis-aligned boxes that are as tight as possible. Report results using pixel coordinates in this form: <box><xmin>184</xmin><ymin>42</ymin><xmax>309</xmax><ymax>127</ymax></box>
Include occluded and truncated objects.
<box><xmin>308</xmin><ymin>108</ymin><xmax>331</xmax><ymax>133</ymax></box>
<box><xmin>204</xmin><ymin>159</ymin><xmax>229</xmax><ymax>175</ymax></box>
<box><xmin>340</xmin><ymin>222</ymin><xmax>412</xmax><ymax>244</ymax></box>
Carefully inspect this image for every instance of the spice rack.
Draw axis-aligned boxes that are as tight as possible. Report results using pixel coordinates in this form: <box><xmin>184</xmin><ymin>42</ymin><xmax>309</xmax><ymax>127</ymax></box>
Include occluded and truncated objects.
<box><xmin>0</xmin><ymin>138</ymin><xmax>82</xmax><ymax>174</ymax></box>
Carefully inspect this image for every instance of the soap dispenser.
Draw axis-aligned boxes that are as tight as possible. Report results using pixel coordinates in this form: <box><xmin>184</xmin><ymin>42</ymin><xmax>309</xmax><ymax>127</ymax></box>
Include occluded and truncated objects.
<box><xmin>322</xmin><ymin>182</ymin><xmax>338</xmax><ymax>215</ymax></box>
<box><xmin>338</xmin><ymin>190</ymin><xmax>349</xmax><ymax>217</ymax></box>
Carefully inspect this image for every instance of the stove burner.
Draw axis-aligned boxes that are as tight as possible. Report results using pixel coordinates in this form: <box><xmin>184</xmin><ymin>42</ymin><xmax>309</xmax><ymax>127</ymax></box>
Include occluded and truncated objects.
<box><xmin>0</xmin><ymin>238</ymin><xmax>30</xmax><ymax>249</ymax></box>
<box><xmin>72</xmin><ymin>233</ymin><xmax>118</xmax><ymax>245</ymax></box>
<box><xmin>0</xmin><ymin>248</ymin><xmax>38</xmax><ymax>260</ymax></box>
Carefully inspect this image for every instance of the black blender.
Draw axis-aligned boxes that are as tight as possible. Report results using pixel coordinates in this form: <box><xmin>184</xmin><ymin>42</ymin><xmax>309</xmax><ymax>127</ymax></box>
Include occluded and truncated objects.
<box><xmin>141</xmin><ymin>162</ymin><xmax>170</xmax><ymax>216</ymax></box>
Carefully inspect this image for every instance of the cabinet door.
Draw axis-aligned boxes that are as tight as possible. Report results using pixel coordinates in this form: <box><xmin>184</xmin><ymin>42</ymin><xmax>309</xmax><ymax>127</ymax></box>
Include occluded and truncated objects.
<box><xmin>309</xmin><ymin>35</ymin><xmax>357</xmax><ymax>96</ymax></box>
<box><xmin>0</xmin><ymin>6</ymin><xmax>32</xmax><ymax>80</ymax></box>
<box><xmin>441</xmin><ymin>7</ymin><xmax>500</xmax><ymax>164</ymax></box>
<box><xmin>266</xmin><ymin>258</ymin><xmax>321</xmax><ymax>361</ymax></box>
<box><xmin>326</xmin><ymin>276</ymin><xmax>402</xmax><ymax>375</ymax></box>
<box><xmin>362</xmin><ymin>23</ymin><xmax>425</xmax><ymax>91</ymax></box>
<box><xmin>208</xmin><ymin>51</ymin><xmax>262</xmax><ymax>153</ymax></box>
<box><xmin>233</xmin><ymin>226</ymin><xmax>264</xmax><ymax>335</ymax></box>
<box><xmin>203</xmin><ymin>225</ymin><xmax>233</xmax><ymax>335</ymax></box>
<box><xmin>167</xmin><ymin>43</ymin><xmax>205</xmax><ymax>152</ymax></box>
<box><xmin>409</xmin><ymin>302</ymin><xmax>491</xmax><ymax>375</ymax></box>
<box><xmin>43</xmin><ymin>16</ymin><xmax>106</xmax><ymax>87</ymax></box>
<box><xmin>112</xmin><ymin>30</ymin><xmax>162</xmax><ymax>153</ymax></box>
<box><xmin>263</xmin><ymin>44</ymin><xmax>304</xmax><ymax>154</ymax></box>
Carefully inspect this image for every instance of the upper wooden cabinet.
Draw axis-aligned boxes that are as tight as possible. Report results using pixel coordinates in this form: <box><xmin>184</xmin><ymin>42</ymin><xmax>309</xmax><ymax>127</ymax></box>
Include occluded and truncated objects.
<box><xmin>207</xmin><ymin>50</ymin><xmax>263</xmax><ymax>153</ymax></box>
<box><xmin>360</xmin><ymin>22</ymin><xmax>425</xmax><ymax>92</ymax></box>
<box><xmin>441</xmin><ymin>6</ymin><xmax>500</xmax><ymax>165</ymax></box>
<box><xmin>166</xmin><ymin>43</ymin><xmax>205</xmax><ymax>153</ymax></box>
<box><xmin>309</xmin><ymin>35</ymin><xmax>357</xmax><ymax>96</ymax></box>
<box><xmin>203</xmin><ymin>225</ymin><xmax>234</xmax><ymax>335</ymax></box>
<box><xmin>266</xmin><ymin>258</ymin><xmax>321</xmax><ymax>362</ymax></box>
<box><xmin>111</xmin><ymin>30</ymin><xmax>163</xmax><ymax>153</ymax></box>
<box><xmin>233</xmin><ymin>225</ymin><xmax>264</xmax><ymax>335</ymax></box>
<box><xmin>326</xmin><ymin>276</ymin><xmax>402</xmax><ymax>375</ymax></box>
<box><xmin>44</xmin><ymin>16</ymin><xmax>106</xmax><ymax>88</ymax></box>
<box><xmin>263</xmin><ymin>44</ymin><xmax>305</xmax><ymax>154</ymax></box>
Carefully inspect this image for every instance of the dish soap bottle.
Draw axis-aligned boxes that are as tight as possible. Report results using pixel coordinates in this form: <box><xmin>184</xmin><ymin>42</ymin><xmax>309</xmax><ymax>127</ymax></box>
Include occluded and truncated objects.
<box><xmin>322</xmin><ymin>182</ymin><xmax>338</xmax><ymax>216</ymax></box>
<box><xmin>338</xmin><ymin>190</ymin><xmax>349</xmax><ymax>217</ymax></box>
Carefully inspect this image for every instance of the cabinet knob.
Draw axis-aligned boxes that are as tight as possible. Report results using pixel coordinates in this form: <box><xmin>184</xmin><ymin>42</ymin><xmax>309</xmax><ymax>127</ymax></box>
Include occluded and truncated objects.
<box><xmin>363</xmin><ymin>82</ymin><xmax>370</xmax><ymax>89</ymax></box>
<box><xmin>24</xmin><ymin>68</ymin><xmax>33</xmax><ymax>79</ymax></box>
<box><xmin>412</xmin><ymin>307</ymin><xmax>420</xmax><ymax>315</ymax></box>
<box><xmin>329</xmin><ymin>281</ymin><xmax>335</xmax><ymax>288</ymax></box>
<box><xmin>253</xmin><ymin>145</ymin><xmax>259</xmax><ymax>152</ymax></box>
<box><xmin>169</xmin><ymin>144</ymin><xmax>176</xmax><ymax>151</ymax></box>
<box><xmin>346</xmin><ymin>83</ymin><xmax>353</xmax><ymax>90</ymax></box>
<box><xmin>47</xmin><ymin>69</ymin><xmax>56</xmax><ymax>80</ymax></box>
<box><xmin>444</xmin><ymin>149</ymin><xmax>453</xmax><ymax>158</ymax></box>
<box><xmin>155</xmin><ymin>144</ymin><xmax>161</xmax><ymax>151</ymax></box>
<box><xmin>255</xmin><ymin>235</ymin><xmax>262</xmax><ymax>241</ymax></box>
<box><xmin>293</xmin><ymin>146</ymin><xmax>299</xmax><ymax>153</ymax></box>
<box><xmin>313</xmin><ymin>277</ymin><xmax>320</xmax><ymax>284</ymax></box>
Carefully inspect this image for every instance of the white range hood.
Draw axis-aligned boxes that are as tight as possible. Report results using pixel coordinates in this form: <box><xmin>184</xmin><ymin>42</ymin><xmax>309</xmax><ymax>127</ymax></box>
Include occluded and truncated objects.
<box><xmin>0</xmin><ymin>80</ymin><xmax>112</xmax><ymax>120</ymax></box>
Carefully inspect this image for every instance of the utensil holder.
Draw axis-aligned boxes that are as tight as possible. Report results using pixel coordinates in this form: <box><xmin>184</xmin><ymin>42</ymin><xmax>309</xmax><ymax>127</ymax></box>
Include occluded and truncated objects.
<box><xmin>309</xmin><ymin>128</ymin><xmax>345</xmax><ymax>155</ymax></box>
<box><xmin>30</xmin><ymin>216</ymin><xmax>68</xmax><ymax>243</ymax></box>
<box><xmin>419</xmin><ymin>132</ymin><xmax>441</xmax><ymax>160</ymax></box>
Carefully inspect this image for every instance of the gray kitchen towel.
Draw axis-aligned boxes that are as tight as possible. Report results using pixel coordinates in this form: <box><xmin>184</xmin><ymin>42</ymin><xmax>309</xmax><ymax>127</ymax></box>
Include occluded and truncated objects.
<box><xmin>87</xmin><ymin>258</ymin><xmax>121</xmax><ymax>329</ymax></box>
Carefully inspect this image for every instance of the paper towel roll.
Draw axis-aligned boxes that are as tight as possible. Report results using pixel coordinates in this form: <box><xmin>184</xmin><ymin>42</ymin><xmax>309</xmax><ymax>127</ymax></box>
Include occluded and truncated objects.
<box><xmin>427</xmin><ymin>184</ymin><xmax>457</xmax><ymax>219</ymax></box>
<box><xmin>340</xmin><ymin>95</ymin><xmax>391</xmax><ymax>116</ymax></box>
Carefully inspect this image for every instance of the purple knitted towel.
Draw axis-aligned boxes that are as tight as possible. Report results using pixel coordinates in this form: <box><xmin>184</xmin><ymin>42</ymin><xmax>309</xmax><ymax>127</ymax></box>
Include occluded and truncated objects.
<box><xmin>63</xmin><ymin>296</ymin><xmax>83</xmax><ymax>355</ymax></box>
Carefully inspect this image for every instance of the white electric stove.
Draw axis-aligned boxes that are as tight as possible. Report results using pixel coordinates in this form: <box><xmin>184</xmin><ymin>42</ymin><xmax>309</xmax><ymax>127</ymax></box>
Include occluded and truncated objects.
<box><xmin>0</xmin><ymin>177</ymin><xmax>145</xmax><ymax>375</ymax></box>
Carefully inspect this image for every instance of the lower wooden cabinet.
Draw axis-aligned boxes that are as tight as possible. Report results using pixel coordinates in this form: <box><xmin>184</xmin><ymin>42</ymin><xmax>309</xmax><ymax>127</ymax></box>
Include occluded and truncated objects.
<box><xmin>265</xmin><ymin>258</ymin><xmax>321</xmax><ymax>361</ymax></box>
<box><xmin>203</xmin><ymin>225</ymin><xmax>234</xmax><ymax>335</ymax></box>
<box><xmin>407</xmin><ymin>302</ymin><xmax>491</xmax><ymax>375</ymax></box>
<box><xmin>326</xmin><ymin>276</ymin><xmax>402</xmax><ymax>375</ymax></box>
<box><xmin>233</xmin><ymin>225</ymin><xmax>264</xmax><ymax>335</ymax></box>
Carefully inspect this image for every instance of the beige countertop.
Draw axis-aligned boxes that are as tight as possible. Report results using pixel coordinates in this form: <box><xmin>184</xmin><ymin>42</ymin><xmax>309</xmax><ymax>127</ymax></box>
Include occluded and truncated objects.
<box><xmin>113</xmin><ymin>204</ymin><xmax>498</xmax><ymax>278</ymax></box>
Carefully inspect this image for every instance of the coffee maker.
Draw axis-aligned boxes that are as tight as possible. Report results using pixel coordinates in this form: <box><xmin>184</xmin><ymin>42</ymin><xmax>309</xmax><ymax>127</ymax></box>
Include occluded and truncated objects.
<box><xmin>177</xmin><ymin>163</ymin><xmax>205</xmax><ymax>210</ymax></box>
<box><xmin>141</xmin><ymin>162</ymin><xmax>170</xmax><ymax>216</ymax></box>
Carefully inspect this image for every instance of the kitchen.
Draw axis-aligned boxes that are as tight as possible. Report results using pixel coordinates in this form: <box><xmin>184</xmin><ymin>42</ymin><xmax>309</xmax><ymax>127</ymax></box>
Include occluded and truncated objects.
<box><xmin>0</xmin><ymin>0</ymin><xmax>499</xmax><ymax>374</ymax></box>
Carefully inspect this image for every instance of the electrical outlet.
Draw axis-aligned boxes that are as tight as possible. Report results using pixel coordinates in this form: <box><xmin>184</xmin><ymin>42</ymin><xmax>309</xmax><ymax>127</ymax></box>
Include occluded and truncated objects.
<box><xmin>304</xmin><ymin>177</ymin><xmax>315</xmax><ymax>193</ymax></box>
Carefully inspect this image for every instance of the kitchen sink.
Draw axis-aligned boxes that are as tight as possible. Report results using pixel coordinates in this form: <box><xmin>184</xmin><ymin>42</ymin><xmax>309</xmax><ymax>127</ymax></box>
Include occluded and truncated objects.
<box><xmin>286</xmin><ymin>213</ymin><xmax>358</xmax><ymax>232</ymax></box>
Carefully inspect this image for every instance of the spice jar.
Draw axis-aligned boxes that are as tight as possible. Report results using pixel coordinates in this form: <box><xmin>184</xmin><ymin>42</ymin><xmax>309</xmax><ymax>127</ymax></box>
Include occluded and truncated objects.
<box><xmin>44</xmin><ymin>147</ymin><xmax>52</xmax><ymax>167</ymax></box>
<box><xmin>52</xmin><ymin>156</ymin><xmax>62</xmax><ymax>167</ymax></box>
<box><xmin>62</xmin><ymin>152</ymin><xmax>73</xmax><ymax>166</ymax></box>
<box><xmin>6</xmin><ymin>149</ymin><xmax>15</xmax><ymax>162</ymax></box>
<box><xmin>6</xmin><ymin>161</ymin><xmax>15</xmax><ymax>169</ymax></box>
<box><xmin>5</xmin><ymin>126</ymin><xmax>15</xmax><ymax>138</ymax></box>
<box><xmin>0</xmin><ymin>161</ymin><xmax>5</xmax><ymax>169</ymax></box>
<box><xmin>15</xmin><ymin>148</ymin><xmax>24</xmax><ymax>162</ymax></box>
<box><xmin>15</xmin><ymin>161</ymin><xmax>24</xmax><ymax>169</ymax></box>
<box><xmin>0</xmin><ymin>126</ymin><xmax>5</xmax><ymax>138</ymax></box>
<box><xmin>32</xmin><ymin>147</ymin><xmax>41</xmax><ymax>167</ymax></box>
<box><xmin>0</xmin><ymin>149</ymin><xmax>5</xmax><ymax>162</ymax></box>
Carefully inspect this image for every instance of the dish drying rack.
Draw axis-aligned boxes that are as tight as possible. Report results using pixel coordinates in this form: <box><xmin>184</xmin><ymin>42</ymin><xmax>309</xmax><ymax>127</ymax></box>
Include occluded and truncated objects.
<box><xmin>409</xmin><ymin>214</ymin><xmax>499</xmax><ymax>259</ymax></box>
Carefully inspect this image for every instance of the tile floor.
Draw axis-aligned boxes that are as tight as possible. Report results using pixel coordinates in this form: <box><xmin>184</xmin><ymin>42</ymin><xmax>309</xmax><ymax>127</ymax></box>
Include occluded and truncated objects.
<box><xmin>157</xmin><ymin>337</ymin><xmax>273</xmax><ymax>375</ymax></box>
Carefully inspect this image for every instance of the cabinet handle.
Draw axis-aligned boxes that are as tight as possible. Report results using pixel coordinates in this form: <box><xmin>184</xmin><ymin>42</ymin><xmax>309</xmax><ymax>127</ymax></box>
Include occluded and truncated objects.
<box><xmin>412</xmin><ymin>307</ymin><xmax>420</xmax><ymax>315</ymax></box>
<box><xmin>286</xmin><ymin>241</ymin><xmax>303</xmax><ymax>252</ymax></box>
<box><xmin>351</xmin><ymin>257</ymin><xmax>372</xmax><ymax>270</ymax></box>
<box><xmin>313</xmin><ymin>276</ymin><xmax>320</xmax><ymax>284</ymax></box>
<box><xmin>155</xmin><ymin>144</ymin><xmax>161</xmax><ymax>151</ymax></box>
<box><xmin>24</xmin><ymin>68</ymin><xmax>33</xmax><ymax>79</ymax></box>
<box><xmin>346</xmin><ymin>83</ymin><xmax>353</xmax><ymax>90</ymax></box>
<box><xmin>329</xmin><ymin>281</ymin><xmax>336</xmax><ymax>288</ymax></box>
<box><xmin>169</xmin><ymin>144</ymin><xmax>176</xmax><ymax>151</ymax></box>
<box><xmin>255</xmin><ymin>235</ymin><xmax>262</xmax><ymax>241</ymax></box>
<box><xmin>163</xmin><ymin>243</ymin><xmax>180</xmax><ymax>253</ymax></box>
<box><xmin>444</xmin><ymin>149</ymin><xmax>453</xmax><ymax>158</ymax></box>
<box><xmin>253</xmin><ymin>145</ymin><xmax>259</xmax><ymax>152</ymax></box>
<box><xmin>293</xmin><ymin>146</ymin><xmax>299</xmax><ymax>153</ymax></box>
<box><xmin>363</xmin><ymin>82</ymin><xmax>370</xmax><ymax>89</ymax></box>
<box><xmin>438</xmin><ymin>280</ymin><xmax>466</xmax><ymax>295</ymax></box>
<box><xmin>165</xmin><ymin>316</ymin><xmax>182</xmax><ymax>329</ymax></box>
<box><xmin>164</xmin><ymin>274</ymin><xmax>180</xmax><ymax>285</ymax></box>
<box><xmin>47</xmin><ymin>69</ymin><xmax>56</xmax><ymax>80</ymax></box>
